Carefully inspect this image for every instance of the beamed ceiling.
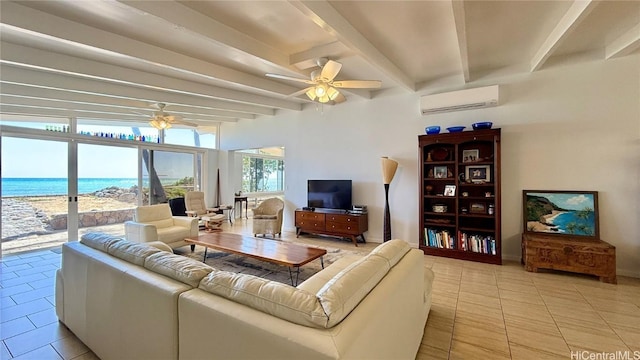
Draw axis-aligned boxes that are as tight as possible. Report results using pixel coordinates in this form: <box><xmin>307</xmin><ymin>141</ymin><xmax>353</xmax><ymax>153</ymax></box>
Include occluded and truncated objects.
<box><xmin>0</xmin><ymin>0</ymin><xmax>639</xmax><ymax>129</ymax></box>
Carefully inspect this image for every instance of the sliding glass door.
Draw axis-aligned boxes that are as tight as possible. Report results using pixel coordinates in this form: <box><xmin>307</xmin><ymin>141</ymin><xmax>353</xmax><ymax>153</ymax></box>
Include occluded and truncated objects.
<box><xmin>1</xmin><ymin>121</ymin><xmax>207</xmax><ymax>255</ymax></box>
<box><xmin>1</xmin><ymin>137</ymin><xmax>68</xmax><ymax>254</ymax></box>
<box><xmin>77</xmin><ymin>143</ymin><xmax>139</xmax><ymax>238</ymax></box>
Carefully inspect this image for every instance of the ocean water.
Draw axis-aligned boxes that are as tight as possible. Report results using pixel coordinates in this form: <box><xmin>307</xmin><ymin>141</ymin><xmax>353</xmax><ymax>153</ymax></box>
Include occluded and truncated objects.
<box><xmin>552</xmin><ymin>211</ymin><xmax>596</xmax><ymax>236</ymax></box>
<box><xmin>2</xmin><ymin>178</ymin><xmax>139</xmax><ymax>197</ymax></box>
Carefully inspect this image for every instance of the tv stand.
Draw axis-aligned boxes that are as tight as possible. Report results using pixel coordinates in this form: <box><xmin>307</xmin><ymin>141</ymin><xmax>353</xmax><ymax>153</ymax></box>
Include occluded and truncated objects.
<box><xmin>295</xmin><ymin>208</ymin><xmax>368</xmax><ymax>247</ymax></box>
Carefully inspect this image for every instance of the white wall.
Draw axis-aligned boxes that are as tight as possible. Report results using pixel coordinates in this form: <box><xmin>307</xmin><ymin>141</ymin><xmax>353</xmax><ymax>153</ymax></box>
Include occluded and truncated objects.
<box><xmin>220</xmin><ymin>55</ymin><xmax>640</xmax><ymax>277</ymax></box>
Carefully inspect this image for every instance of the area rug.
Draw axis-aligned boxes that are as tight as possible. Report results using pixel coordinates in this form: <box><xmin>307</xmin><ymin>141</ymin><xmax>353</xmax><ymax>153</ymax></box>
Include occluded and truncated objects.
<box><xmin>175</xmin><ymin>243</ymin><xmax>359</xmax><ymax>285</ymax></box>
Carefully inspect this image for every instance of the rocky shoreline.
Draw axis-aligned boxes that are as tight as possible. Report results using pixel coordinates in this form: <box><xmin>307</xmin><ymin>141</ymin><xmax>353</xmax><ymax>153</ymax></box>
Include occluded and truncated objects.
<box><xmin>2</xmin><ymin>186</ymin><xmax>138</xmax><ymax>240</ymax></box>
<box><xmin>1</xmin><ymin>198</ymin><xmax>52</xmax><ymax>240</ymax></box>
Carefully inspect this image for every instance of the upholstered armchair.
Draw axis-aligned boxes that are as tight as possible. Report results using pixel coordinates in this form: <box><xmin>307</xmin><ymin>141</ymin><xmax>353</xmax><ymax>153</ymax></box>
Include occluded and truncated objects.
<box><xmin>252</xmin><ymin>198</ymin><xmax>284</xmax><ymax>237</ymax></box>
<box><xmin>185</xmin><ymin>191</ymin><xmax>226</xmax><ymax>232</ymax></box>
<box><xmin>124</xmin><ymin>203</ymin><xmax>198</xmax><ymax>250</ymax></box>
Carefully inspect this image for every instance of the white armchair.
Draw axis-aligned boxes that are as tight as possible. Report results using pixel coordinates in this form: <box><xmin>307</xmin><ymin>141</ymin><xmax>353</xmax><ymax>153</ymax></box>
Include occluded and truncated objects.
<box><xmin>252</xmin><ymin>198</ymin><xmax>284</xmax><ymax>237</ymax></box>
<box><xmin>185</xmin><ymin>191</ymin><xmax>226</xmax><ymax>232</ymax></box>
<box><xmin>124</xmin><ymin>203</ymin><xmax>198</xmax><ymax>250</ymax></box>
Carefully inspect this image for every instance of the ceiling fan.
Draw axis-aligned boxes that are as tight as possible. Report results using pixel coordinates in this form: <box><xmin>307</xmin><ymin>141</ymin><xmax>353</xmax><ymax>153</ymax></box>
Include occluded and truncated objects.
<box><xmin>146</xmin><ymin>103</ymin><xmax>197</xmax><ymax>130</ymax></box>
<box><xmin>266</xmin><ymin>58</ymin><xmax>382</xmax><ymax>104</ymax></box>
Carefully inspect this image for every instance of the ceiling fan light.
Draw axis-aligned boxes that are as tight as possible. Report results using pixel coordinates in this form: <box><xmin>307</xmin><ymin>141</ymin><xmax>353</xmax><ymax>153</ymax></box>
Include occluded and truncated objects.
<box><xmin>305</xmin><ymin>88</ymin><xmax>317</xmax><ymax>101</ymax></box>
<box><xmin>318</xmin><ymin>94</ymin><xmax>330</xmax><ymax>103</ymax></box>
<box><xmin>315</xmin><ymin>83</ymin><xmax>328</xmax><ymax>97</ymax></box>
<box><xmin>150</xmin><ymin>118</ymin><xmax>172</xmax><ymax>130</ymax></box>
<box><xmin>327</xmin><ymin>86</ymin><xmax>340</xmax><ymax>100</ymax></box>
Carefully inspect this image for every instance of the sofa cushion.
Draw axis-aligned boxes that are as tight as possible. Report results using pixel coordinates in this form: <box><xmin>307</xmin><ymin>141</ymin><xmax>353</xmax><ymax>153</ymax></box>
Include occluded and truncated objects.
<box><xmin>107</xmin><ymin>240</ymin><xmax>161</xmax><ymax>266</ymax></box>
<box><xmin>297</xmin><ymin>254</ymin><xmax>363</xmax><ymax>294</ymax></box>
<box><xmin>79</xmin><ymin>232</ymin><xmax>124</xmax><ymax>252</ymax></box>
<box><xmin>199</xmin><ymin>271</ymin><xmax>328</xmax><ymax>328</ymax></box>
<box><xmin>368</xmin><ymin>239</ymin><xmax>410</xmax><ymax>267</ymax></box>
<box><xmin>144</xmin><ymin>252</ymin><xmax>214</xmax><ymax>287</ymax></box>
<box><xmin>146</xmin><ymin>241</ymin><xmax>174</xmax><ymax>253</ymax></box>
<box><xmin>135</xmin><ymin>204</ymin><xmax>174</xmax><ymax>229</ymax></box>
<box><xmin>317</xmin><ymin>254</ymin><xmax>390</xmax><ymax>328</ymax></box>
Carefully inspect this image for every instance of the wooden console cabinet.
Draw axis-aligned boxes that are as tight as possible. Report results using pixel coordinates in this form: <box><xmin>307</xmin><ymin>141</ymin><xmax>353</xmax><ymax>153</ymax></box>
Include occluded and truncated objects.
<box><xmin>522</xmin><ymin>233</ymin><xmax>616</xmax><ymax>283</ymax></box>
<box><xmin>295</xmin><ymin>209</ymin><xmax>368</xmax><ymax>246</ymax></box>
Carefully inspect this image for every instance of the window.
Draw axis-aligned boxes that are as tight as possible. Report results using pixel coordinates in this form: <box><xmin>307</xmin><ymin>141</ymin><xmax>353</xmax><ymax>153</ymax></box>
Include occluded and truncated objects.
<box><xmin>241</xmin><ymin>155</ymin><xmax>284</xmax><ymax>194</ymax></box>
<box><xmin>164</xmin><ymin>128</ymin><xmax>217</xmax><ymax>149</ymax></box>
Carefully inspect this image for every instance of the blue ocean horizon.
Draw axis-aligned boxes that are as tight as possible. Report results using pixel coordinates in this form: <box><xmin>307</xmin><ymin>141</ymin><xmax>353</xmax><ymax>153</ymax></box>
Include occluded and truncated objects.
<box><xmin>2</xmin><ymin>178</ymin><xmax>139</xmax><ymax>197</ymax></box>
<box><xmin>551</xmin><ymin>211</ymin><xmax>596</xmax><ymax>235</ymax></box>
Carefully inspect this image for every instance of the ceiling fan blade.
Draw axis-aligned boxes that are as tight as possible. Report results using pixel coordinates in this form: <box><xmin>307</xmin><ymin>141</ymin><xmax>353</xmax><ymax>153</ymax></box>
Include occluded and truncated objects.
<box><xmin>333</xmin><ymin>92</ymin><xmax>347</xmax><ymax>104</ymax></box>
<box><xmin>320</xmin><ymin>60</ymin><xmax>342</xmax><ymax>82</ymax></box>
<box><xmin>332</xmin><ymin>80</ymin><xmax>382</xmax><ymax>89</ymax></box>
<box><xmin>265</xmin><ymin>73</ymin><xmax>315</xmax><ymax>85</ymax></box>
<box><xmin>288</xmin><ymin>86</ymin><xmax>314</xmax><ymax>97</ymax></box>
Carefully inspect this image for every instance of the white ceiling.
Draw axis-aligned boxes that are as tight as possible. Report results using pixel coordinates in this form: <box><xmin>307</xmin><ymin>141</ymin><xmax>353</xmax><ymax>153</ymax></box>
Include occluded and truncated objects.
<box><xmin>1</xmin><ymin>0</ymin><xmax>638</xmax><ymax>127</ymax></box>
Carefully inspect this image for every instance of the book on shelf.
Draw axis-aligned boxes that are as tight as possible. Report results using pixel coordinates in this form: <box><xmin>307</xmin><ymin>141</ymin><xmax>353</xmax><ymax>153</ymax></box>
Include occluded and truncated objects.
<box><xmin>425</xmin><ymin>228</ymin><xmax>496</xmax><ymax>255</ymax></box>
<box><xmin>424</xmin><ymin>228</ymin><xmax>456</xmax><ymax>249</ymax></box>
<box><xmin>458</xmin><ymin>231</ymin><xmax>496</xmax><ymax>255</ymax></box>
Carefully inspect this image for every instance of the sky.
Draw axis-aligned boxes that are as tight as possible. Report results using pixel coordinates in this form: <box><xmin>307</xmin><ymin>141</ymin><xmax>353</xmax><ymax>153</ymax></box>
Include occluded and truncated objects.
<box><xmin>1</xmin><ymin>122</ymin><xmax>213</xmax><ymax>178</ymax></box>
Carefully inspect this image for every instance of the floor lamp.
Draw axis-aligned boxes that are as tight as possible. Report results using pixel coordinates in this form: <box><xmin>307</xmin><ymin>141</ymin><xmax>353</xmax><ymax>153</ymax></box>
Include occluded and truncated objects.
<box><xmin>381</xmin><ymin>157</ymin><xmax>398</xmax><ymax>242</ymax></box>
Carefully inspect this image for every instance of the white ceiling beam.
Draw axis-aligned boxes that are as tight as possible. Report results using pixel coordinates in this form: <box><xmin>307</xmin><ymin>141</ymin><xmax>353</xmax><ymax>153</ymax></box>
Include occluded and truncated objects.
<box><xmin>606</xmin><ymin>23</ymin><xmax>640</xmax><ymax>59</ymax></box>
<box><xmin>0</xmin><ymin>42</ymin><xmax>299</xmax><ymax>111</ymax></box>
<box><xmin>530</xmin><ymin>0</ymin><xmax>598</xmax><ymax>72</ymax></box>
<box><xmin>0</xmin><ymin>83</ymin><xmax>254</xmax><ymax>120</ymax></box>
<box><xmin>451</xmin><ymin>0</ymin><xmax>471</xmax><ymax>83</ymax></box>
<box><xmin>0</xmin><ymin>104</ymin><xmax>147</xmax><ymax>122</ymax></box>
<box><xmin>289</xmin><ymin>0</ymin><xmax>415</xmax><ymax>92</ymax></box>
<box><xmin>0</xmin><ymin>104</ymin><xmax>237</xmax><ymax>124</ymax></box>
<box><xmin>289</xmin><ymin>41</ymin><xmax>352</xmax><ymax>69</ymax></box>
<box><xmin>0</xmin><ymin>94</ymin><xmax>235</xmax><ymax>124</ymax></box>
<box><xmin>0</xmin><ymin>65</ymin><xmax>275</xmax><ymax>116</ymax></box>
<box><xmin>0</xmin><ymin>2</ymin><xmax>300</xmax><ymax>97</ymax></box>
<box><xmin>119</xmin><ymin>0</ymin><xmax>299</xmax><ymax>76</ymax></box>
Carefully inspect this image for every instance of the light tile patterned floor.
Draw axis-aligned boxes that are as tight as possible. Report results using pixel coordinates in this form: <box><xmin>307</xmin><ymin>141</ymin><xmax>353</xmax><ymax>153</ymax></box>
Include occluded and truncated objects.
<box><xmin>2</xmin><ymin>220</ymin><xmax>639</xmax><ymax>359</ymax></box>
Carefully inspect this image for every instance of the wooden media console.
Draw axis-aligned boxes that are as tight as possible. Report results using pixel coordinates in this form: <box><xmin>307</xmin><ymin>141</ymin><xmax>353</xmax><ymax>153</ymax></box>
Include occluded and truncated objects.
<box><xmin>295</xmin><ymin>209</ymin><xmax>368</xmax><ymax>246</ymax></box>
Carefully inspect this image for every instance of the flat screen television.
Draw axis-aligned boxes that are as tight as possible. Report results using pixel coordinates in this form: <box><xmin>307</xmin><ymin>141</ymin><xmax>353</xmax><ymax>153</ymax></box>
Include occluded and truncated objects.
<box><xmin>307</xmin><ymin>180</ymin><xmax>352</xmax><ymax>210</ymax></box>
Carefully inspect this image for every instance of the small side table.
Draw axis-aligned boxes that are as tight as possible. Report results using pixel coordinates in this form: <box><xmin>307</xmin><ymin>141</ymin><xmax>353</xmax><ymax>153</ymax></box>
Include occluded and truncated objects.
<box><xmin>234</xmin><ymin>196</ymin><xmax>248</xmax><ymax>219</ymax></box>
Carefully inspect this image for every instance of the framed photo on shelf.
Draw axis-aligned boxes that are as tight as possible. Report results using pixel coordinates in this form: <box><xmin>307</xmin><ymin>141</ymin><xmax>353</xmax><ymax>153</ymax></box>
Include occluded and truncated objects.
<box><xmin>465</xmin><ymin>165</ymin><xmax>490</xmax><ymax>182</ymax></box>
<box><xmin>522</xmin><ymin>190</ymin><xmax>599</xmax><ymax>240</ymax></box>
<box><xmin>433</xmin><ymin>166</ymin><xmax>448</xmax><ymax>179</ymax></box>
<box><xmin>444</xmin><ymin>185</ymin><xmax>456</xmax><ymax>196</ymax></box>
<box><xmin>462</xmin><ymin>149</ymin><xmax>479</xmax><ymax>163</ymax></box>
<box><xmin>470</xmin><ymin>202</ymin><xmax>486</xmax><ymax>213</ymax></box>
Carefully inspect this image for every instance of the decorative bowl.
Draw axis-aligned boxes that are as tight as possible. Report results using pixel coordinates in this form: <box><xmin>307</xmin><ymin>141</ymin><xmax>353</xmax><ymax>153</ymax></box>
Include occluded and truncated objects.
<box><xmin>446</xmin><ymin>126</ymin><xmax>465</xmax><ymax>133</ymax></box>
<box><xmin>472</xmin><ymin>122</ymin><xmax>493</xmax><ymax>130</ymax></box>
<box><xmin>431</xmin><ymin>147</ymin><xmax>449</xmax><ymax>161</ymax></box>
<box><xmin>425</xmin><ymin>126</ymin><xmax>440</xmax><ymax>135</ymax></box>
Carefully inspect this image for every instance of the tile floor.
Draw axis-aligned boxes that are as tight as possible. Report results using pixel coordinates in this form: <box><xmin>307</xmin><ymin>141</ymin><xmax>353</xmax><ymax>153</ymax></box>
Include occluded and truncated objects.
<box><xmin>2</xmin><ymin>220</ymin><xmax>639</xmax><ymax>359</ymax></box>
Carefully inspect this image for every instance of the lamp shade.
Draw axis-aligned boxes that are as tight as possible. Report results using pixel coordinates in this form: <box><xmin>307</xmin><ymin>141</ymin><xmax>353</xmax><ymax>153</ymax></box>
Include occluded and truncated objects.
<box><xmin>381</xmin><ymin>157</ymin><xmax>398</xmax><ymax>184</ymax></box>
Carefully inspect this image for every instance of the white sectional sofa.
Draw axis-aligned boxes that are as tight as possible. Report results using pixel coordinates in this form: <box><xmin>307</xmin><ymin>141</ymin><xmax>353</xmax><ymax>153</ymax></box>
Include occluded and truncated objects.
<box><xmin>55</xmin><ymin>233</ymin><xmax>434</xmax><ymax>360</ymax></box>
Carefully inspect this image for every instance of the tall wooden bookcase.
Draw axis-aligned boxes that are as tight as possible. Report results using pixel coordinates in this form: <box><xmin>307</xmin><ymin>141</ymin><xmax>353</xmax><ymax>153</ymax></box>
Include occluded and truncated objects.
<box><xmin>418</xmin><ymin>128</ymin><xmax>501</xmax><ymax>264</ymax></box>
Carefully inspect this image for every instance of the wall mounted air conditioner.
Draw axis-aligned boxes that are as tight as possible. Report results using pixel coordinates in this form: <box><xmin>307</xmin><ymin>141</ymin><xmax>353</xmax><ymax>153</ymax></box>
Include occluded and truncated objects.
<box><xmin>420</xmin><ymin>85</ymin><xmax>500</xmax><ymax>115</ymax></box>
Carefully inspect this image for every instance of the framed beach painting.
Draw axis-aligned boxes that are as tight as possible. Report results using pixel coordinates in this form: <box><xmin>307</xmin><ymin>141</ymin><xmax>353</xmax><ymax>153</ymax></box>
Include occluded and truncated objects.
<box><xmin>522</xmin><ymin>190</ymin><xmax>600</xmax><ymax>240</ymax></box>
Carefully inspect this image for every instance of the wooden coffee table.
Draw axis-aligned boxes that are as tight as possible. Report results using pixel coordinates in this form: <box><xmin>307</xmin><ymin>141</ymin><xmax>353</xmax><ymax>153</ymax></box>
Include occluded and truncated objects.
<box><xmin>185</xmin><ymin>232</ymin><xmax>326</xmax><ymax>286</ymax></box>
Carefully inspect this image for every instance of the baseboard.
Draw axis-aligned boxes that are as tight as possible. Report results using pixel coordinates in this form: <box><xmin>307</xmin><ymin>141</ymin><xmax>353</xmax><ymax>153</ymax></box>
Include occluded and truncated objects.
<box><xmin>616</xmin><ymin>269</ymin><xmax>640</xmax><ymax>279</ymax></box>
